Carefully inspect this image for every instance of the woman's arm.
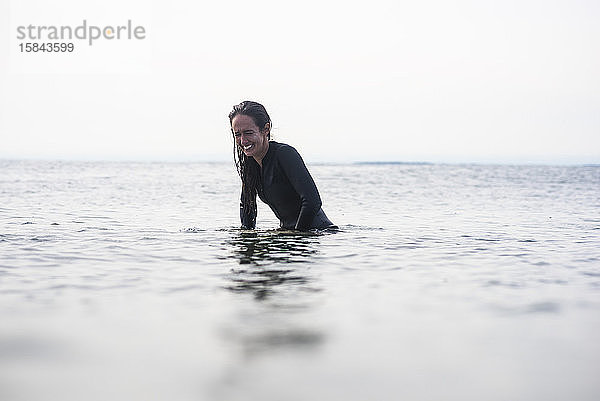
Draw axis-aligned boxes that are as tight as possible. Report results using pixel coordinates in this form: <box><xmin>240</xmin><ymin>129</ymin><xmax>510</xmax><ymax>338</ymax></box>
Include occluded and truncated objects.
<box><xmin>278</xmin><ymin>145</ymin><xmax>322</xmax><ymax>230</ymax></box>
<box><xmin>240</xmin><ymin>186</ymin><xmax>256</xmax><ymax>229</ymax></box>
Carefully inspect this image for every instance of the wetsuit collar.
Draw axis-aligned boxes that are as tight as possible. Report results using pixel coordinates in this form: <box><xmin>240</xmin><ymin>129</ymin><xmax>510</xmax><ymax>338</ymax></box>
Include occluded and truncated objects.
<box><xmin>262</xmin><ymin>140</ymin><xmax>276</xmax><ymax>166</ymax></box>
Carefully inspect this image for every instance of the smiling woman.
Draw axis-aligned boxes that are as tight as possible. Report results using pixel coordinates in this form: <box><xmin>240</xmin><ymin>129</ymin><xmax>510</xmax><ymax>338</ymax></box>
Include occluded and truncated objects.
<box><xmin>229</xmin><ymin>101</ymin><xmax>336</xmax><ymax>231</ymax></box>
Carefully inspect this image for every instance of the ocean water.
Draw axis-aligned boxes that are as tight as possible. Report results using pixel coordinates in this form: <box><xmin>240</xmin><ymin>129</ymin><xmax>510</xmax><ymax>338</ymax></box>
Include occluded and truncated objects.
<box><xmin>1</xmin><ymin>160</ymin><xmax>599</xmax><ymax>401</ymax></box>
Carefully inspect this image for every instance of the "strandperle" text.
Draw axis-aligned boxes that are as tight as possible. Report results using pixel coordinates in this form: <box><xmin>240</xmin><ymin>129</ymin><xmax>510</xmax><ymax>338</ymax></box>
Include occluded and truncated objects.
<box><xmin>16</xmin><ymin>20</ymin><xmax>146</xmax><ymax>46</ymax></box>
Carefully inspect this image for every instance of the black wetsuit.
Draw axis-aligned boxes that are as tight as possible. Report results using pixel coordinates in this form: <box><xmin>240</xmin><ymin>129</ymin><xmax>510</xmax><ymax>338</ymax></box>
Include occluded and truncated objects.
<box><xmin>240</xmin><ymin>141</ymin><xmax>335</xmax><ymax>230</ymax></box>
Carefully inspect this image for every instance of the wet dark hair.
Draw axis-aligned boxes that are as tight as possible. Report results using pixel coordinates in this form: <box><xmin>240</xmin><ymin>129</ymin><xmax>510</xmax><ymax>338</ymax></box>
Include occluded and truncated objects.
<box><xmin>228</xmin><ymin>101</ymin><xmax>272</xmax><ymax>228</ymax></box>
<box><xmin>228</xmin><ymin>100</ymin><xmax>271</xmax><ymax>140</ymax></box>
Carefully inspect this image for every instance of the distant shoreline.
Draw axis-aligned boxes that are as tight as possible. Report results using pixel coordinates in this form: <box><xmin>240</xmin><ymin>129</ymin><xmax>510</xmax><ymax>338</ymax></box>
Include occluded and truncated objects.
<box><xmin>0</xmin><ymin>158</ymin><xmax>598</xmax><ymax>167</ymax></box>
<box><xmin>354</xmin><ymin>161</ymin><xmax>433</xmax><ymax>165</ymax></box>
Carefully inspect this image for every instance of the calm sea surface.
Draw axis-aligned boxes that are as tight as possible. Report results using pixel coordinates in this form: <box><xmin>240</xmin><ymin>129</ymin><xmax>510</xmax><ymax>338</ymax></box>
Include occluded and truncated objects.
<box><xmin>1</xmin><ymin>160</ymin><xmax>599</xmax><ymax>401</ymax></box>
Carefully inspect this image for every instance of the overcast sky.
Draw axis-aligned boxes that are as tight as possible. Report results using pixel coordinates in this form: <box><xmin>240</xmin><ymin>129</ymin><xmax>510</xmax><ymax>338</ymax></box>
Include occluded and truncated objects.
<box><xmin>1</xmin><ymin>0</ymin><xmax>598</xmax><ymax>164</ymax></box>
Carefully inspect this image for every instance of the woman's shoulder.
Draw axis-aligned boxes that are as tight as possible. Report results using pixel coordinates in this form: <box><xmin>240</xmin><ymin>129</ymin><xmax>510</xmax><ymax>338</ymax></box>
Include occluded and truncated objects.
<box><xmin>270</xmin><ymin>141</ymin><xmax>299</xmax><ymax>156</ymax></box>
<box><xmin>269</xmin><ymin>141</ymin><xmax>306</xmax><ymax>170</ymax></box>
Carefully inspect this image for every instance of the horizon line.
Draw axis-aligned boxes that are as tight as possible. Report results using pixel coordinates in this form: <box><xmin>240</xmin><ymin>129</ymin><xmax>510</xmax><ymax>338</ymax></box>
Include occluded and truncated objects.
<box><xmin>0</xmin><ymin>156</ymin><xmax>598</xmax><ymax>167</ymax></box>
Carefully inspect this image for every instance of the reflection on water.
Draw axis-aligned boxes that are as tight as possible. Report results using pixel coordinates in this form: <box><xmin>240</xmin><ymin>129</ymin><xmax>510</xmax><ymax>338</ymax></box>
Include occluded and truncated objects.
<box><xmin>226</xmin><ymin>268</ymin><xmax>312</xmax><ymax>301</ymax></box>
<box><xmin>238</xmin><ymin>329</ymin><xmax>325</xmax><ymax>356</ymax></box>
<box><xmin>226</xmin><ymin>230</ymin><xmax>320</xmax><ymax>265</ymax></box>
<box><xmin>219</xmin><ymin>230</ymin><xmax>327</xmax><ymax>361</ymax></box>
<box><xmin>223</xmin><ymin>230</ymin><xmax>322</xmax><ymax>301</ymax></box>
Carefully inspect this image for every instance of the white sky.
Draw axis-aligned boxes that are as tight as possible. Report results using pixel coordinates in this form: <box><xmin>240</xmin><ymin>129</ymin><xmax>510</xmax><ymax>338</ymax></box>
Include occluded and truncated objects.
<box><xmin>1</xmin><ymin>0</ymin><xmax>599</xmax><ymax>164</ymax></box>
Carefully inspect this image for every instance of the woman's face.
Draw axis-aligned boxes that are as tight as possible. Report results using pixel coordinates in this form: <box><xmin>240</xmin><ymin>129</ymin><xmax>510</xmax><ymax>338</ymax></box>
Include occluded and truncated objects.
<box><xmin>231</xmin><ymin>114</ymin><xmax>270</xmax><ymax>161</ymax></box>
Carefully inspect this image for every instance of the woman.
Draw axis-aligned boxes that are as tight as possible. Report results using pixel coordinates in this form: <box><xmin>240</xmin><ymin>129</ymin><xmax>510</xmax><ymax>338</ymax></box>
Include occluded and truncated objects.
<box><xmin>229</xmin><ymin>100</ymin><xmax>335</xmax><ymax>231</ymax></box>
